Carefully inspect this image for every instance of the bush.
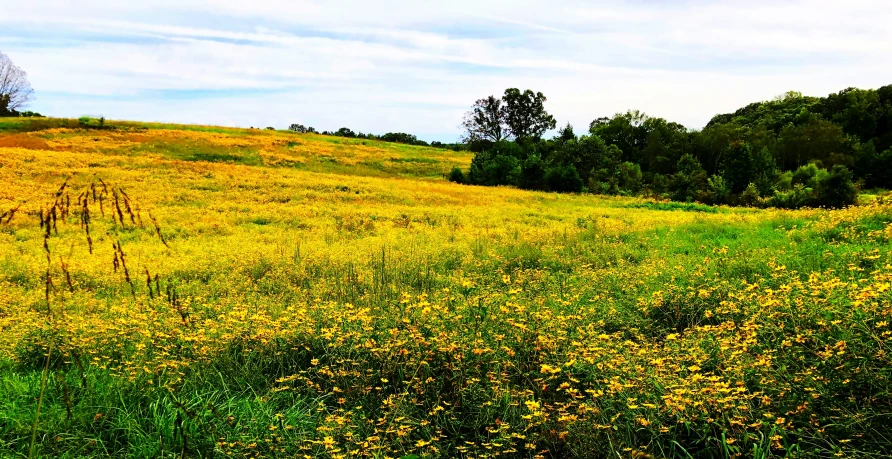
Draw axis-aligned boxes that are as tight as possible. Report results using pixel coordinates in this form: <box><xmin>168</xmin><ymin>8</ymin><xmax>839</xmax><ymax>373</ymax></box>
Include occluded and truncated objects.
<box><xmin>448</xmin><ymin>167</ymin><xmax>466</xmax><ymax>184</ymax></box>
<box><xmin>651</xmin><ymin>173</ymin><xmax>669</xmax><ymax>194</ymax></box>
<box><xmin>78</xmin><ymin>116</ymin><xmax>91</xmax><ymax>127</ymax></box>
<box><xmin>670</xmin><ymin>154</ymin><xmax>708</xmax><ymax>202</ymax></box>
<box><xmin>545</xmin><ymin>164</ymin><xmax>583</xmax><ymax>193</ymax></box>
<box><xmin>775</xmin><ymin>171</ymin><xmax>793</xmax><ymax>191</ymax></box>
<box><xmin>814</xmin><ymin>165</ymin><xmax>857</xmax><ymax>208</ymax></box>
<box><xmin>468</xmin><ymin>152</ymin><xmax>520</xmax><ymax>186</ymax></box>
<box><xmin>518</xmin><ymin>155</ymin><xmax>547</xmax><ymax>190</ymax></box>
<box><xmin>618</xmin><ymin>162</ymin><xmax>643</xmax><ymax>194</ymax></box>
<box><xmin>767</xmin><ymin>184</ymin><xmax>812</xmax><ymax>209</ymax></box>
<box><xmin>706</xmin><ymin>175</ymin><xmax>730</xmax><ymax>204</ymax></box>
<box><xmin>741</xmin><ymin>182</ymin><xmax>761</xmax><ymax>206</ymax></box>
<box><xmin>792</xmin><ymin>163</ymin><xmax>822</xmax><ymax>188</ymax></box>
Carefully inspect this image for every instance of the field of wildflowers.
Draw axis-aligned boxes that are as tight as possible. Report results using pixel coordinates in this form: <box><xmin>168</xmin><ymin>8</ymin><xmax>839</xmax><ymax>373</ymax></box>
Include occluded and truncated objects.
<box><xmin>1</xmin><ymin>119</ymin><xmax>891</xmax><ymax>458</ymax></box>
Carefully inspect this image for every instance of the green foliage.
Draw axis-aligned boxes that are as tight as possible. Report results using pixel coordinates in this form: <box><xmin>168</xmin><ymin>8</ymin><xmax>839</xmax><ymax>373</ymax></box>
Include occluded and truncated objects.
<box><xmin>670</xmin><ymin>154</ymin><xmax>708</xmax><ymax>202</ymax></box>
<box><xmin>461</xmin><ymin>95</ymin><xmax>508</xmax><ymax>142</ymax></box>
<box><xmin>618</xmin><ymin>161</ymin><xmax>643</xmax><ymax>194</ymax></box>
<box><xmin>448</xmin><ymin>167</ymin><xmax>466</xmax><ymax>184</ymax></box>
<box><xmin>380</xmin><ymin>132</ymin><xmax>429</xmax><ymax>146</ymax></box>
<box><xmin>706</xmin><ymin>175</ymin><xmax>730</xmax><ymax>204</ymax></box>
<box><xmin>468</xmin><ymin>151</ymin><xmax>520</xmax><ymax>186</ymax></box>
<box><xmin>814</xmin><ymin>165</ymin><xmax>858</xmax><ymax>208</ymax></box>
<box><xmin>767</xmin><ymin>183</ymin><xmax>812</xmax><ymax>209</ymax></box>
<box><xmin>741</xmin><ymin>182</ymin><xmax>761</xmax><ymax>206</ymax></box>
<box><xmin>544</xmin><ymin>164</ymin><xmax>583</xmax><ymax>193</ymax></box>
<box><xmin>335</xmin><ymin>127</ymin><xmax>357</xmax><ymax>138</ymax></box>
<box><xmin>792</xmin><ymin>163</ymin><xmax>824</xmax><ymax>189</ymax></box>
<box><xmin>501</xmin><ymin>88</ymin><xmax>556</xmax><ymax>140</ymax></box>
<box><xmin>517</xmin><ymin>154</ymin><xmax>546</xmax><ymax>190</ymax></box>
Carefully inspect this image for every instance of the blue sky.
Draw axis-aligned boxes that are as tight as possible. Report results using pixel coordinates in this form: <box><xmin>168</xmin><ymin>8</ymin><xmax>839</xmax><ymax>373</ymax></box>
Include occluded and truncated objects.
<box><xmin>2</xmin><ymin>0</ymin><xmax>891</xmax><ymax>142</ymax></box>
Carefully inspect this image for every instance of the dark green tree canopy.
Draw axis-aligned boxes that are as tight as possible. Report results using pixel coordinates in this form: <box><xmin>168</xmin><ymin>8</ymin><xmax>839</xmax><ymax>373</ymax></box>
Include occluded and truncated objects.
<box><xmin>461</xmin><ymin>95</ymin><xmax>508</xmax><ymax>143</ymax></box>
<box><xmin>502</xmin><ymin>88</ymin><xmax>556</xmax><ymax>140</ymax></box>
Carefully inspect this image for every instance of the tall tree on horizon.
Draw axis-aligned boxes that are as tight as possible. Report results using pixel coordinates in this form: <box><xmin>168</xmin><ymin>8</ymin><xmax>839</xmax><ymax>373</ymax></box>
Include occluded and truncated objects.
<box><xmin>0</xmin><ymin>51</ymin><xmax>34</xmax><ymax>116</ymax></box>
<box><xmin>502</xmin><ymin>88</ymin><xmax>556</xmax><ymax>140</ymax></box>
<box><xmin>461</xmin><ymin>95</ymin><xmax>508</xmax><ymax>143</ymax></box>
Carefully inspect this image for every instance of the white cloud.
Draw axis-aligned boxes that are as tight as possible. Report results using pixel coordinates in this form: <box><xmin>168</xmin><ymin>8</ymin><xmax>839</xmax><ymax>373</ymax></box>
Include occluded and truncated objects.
<box><xmin>2</xmin><ymin>0</ymin><xmax>891</xmax><ymax>140</ymax></box>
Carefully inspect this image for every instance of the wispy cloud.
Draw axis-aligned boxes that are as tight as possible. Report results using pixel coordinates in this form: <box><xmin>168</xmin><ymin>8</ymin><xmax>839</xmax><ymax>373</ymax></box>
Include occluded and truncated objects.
<box><xmin>2</xmin><ymin>1</ymin><xmax>891</xmax><ymax>141</ymax></box>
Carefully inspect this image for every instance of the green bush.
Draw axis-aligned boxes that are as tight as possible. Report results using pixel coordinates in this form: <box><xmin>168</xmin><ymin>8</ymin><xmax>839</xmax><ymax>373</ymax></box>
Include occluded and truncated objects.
<box><xmin>448</xmin><ymin>167</ymin><xmax>466</xmax><ymax>184</ymax></box>
<box><xmin>741</xmin><ymin>182</ymin><xmax>761</xmax><ymax>206</ymax></box>
<box><xmin>814</xmin><ymin>165</ymin><xmax>857</xmax><ymax>208</ymax></box>
<box><xmin>706</xmin><ymin>175</ymin><xmax>730</xmax><ymax>204</ymax></box>
<box><xmin>468</xmin><ymin>152</ymin><xmax>520</xmax><ymax>186</ymax></box>
<box><xmin>544</xmin><ymin>164</ymin><xmax>583</xmax><ymax>193</ymax></box>
<box><xmin>518</xmin><ymin>155</ymin><xmax>546</xmax><ymax>190</ymax></box>
<box><xmin>767</xmin><ymin>184</ymin><xmax>812</xmax><ymax>209</ymax></box>
<box><xmin>618</xmin><ymin>162</ymin><xmax>643</xmax><ymax>194</ymax></box>
<box><xmin>670</xmin><ymin>154</ymin><xmax>708</xmax><ymax>202</ymax></box>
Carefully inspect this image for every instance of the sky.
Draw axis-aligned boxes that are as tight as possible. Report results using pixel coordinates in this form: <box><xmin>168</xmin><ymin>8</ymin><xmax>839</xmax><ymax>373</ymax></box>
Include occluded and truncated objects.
<box><xmin>2</xmin><ymin>0</ymin><xmax>891</xmax><ymax>142</ymax></box>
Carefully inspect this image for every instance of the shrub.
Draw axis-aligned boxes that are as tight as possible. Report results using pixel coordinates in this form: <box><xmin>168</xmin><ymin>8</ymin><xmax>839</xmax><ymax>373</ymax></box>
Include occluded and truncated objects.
<box><xmin>741</xmin><ymin>182</ymin><xmax>761</xmax><ymax>206</ymax></box>
<box><xmin>792</xmin><ymin>163</ymin><xmax>822</xmax><ymax>188</ymax></box>
<box><xmin>468</xmin><ymin>152</ymin><xmax>520</xmax><ymax>186</ymax></box>
<box><xmin>78</xmin><ymin>116</ymin><xmax>91</xmax><ymax>127</ymax></box>
<box><xmin>545</xmin><ymin>164</ymin><xmax>583</xmax><ymax>193</ymax></box>
<box><xmin>767</xmin><ymin>184</ymin><xmax>812</xmax><ymax>209</ymax></box>
<box><xmin>618</xmin><ymin>162</ymin><xmax>643</xmax><ymax>194</ymax></box>
<box><xmin>706</xmin><ymin>175</ymin><xmax>730</xmax><ymax>204</ymax></box>
<box><xmin>670</xmin><ymin>154</ymin><xmax>708</xmax><ymax>202</ymax></box>
<box><xmin>814</xmin><ymin>165</ymin><xmax>857</xmax><ymax>208</ymax></box>
<box><xmin>448</xmin><ymin>167</ymin><xmax>466</xmax><ymax>184</ymax></box>
<box><xmin>651</xmin><ymin>173</ymin><xmax>669</xmax><ymax>194</ymax></box>
<box><xmin>518</xmin><ymin>155</ymin><xmax>546</xmax><ymax>190</ymax></box>
<box><xmin>775</xmin><ymin>171</ymin><xmax>793</xmax><ymax>191</ymax></box>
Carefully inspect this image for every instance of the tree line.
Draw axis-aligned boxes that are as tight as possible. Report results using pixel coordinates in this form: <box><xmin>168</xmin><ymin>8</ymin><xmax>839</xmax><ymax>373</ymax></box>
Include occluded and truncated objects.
<box><xmin>1</xmin><ymin>49</ymin><xmax>887</xmax><ymax>208</ymax></box>
<box><xmin>287</xmin><ymin>124</ymin><xmax>463</xmax><ymax>150</ymax></box>
<box><xmin>449</xmin><ymin>86</ymin><xmax>892</xmax><ymax>208</ymax></box>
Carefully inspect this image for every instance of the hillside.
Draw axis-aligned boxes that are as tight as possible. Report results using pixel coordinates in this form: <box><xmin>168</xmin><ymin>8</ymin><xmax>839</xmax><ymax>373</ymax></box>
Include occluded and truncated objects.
<box><xmin>1</xmin><ymin>120</ymin><xmax>892</xmax><ymax>458</ymax></box>
<box><xmin>0</xmin><ymin>117</ymin><xmax>472</xmax><ymax>180</ymax></box>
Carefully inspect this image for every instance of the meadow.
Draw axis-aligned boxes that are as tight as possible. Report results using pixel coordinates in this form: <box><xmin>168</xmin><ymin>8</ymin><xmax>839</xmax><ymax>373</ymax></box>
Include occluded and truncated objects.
<box><xmin>0</xmin><ymin>118</ymin><xmax>891</xmax><ymax>458</ymax></box>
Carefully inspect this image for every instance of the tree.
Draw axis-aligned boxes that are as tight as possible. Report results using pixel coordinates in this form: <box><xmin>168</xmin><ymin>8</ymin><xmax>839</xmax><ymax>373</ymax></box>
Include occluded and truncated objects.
<box><xmin>468</xmin><ymin>149</ymin><xmax>521</xmax><ymax>186</ymax></box>
<box><xmin>778</xmin><ymin>119</ymin><xmax>851</xmax><ymax>170</ymax></box>
<box><xmin>518</xmin><ymin>154</ymin><xmax>547</xmax><ymax>190</ymax></box>
<box><xmin>502</xmin><ymin>88</ymin><xmax>556</xmax><ymax>140</ymax></box>
<box><xmin>335</xmin><ymin>127</ymin><xmax>356</xmax><ymax>138</ymax></box>
<box><xmin>556</xmin><ymin>123</ymin><xmax>576</xmax><ymax>143</ymax></box>
<box><xmin>0</xmin><ymin>51</ymin><xmax>34</xmax><ymax>116</ymax></box>
<box><xmin>461</xmin><ymin>96</ymin><xmax>508</xmax><ymax>143</ymax></box>
<box><xmin>670</xmin><ymin>154</ymin><xmax>708</xmax><ymax>202</ymax></box>
<box><xmin>545</xmin><ymin>164</ymin><xmax>583</xmax><ymax>193</ymax></box>
<box><xmin>289</xmin><ymin>124</ymin><xmax>307</xmax><ymax>133</ymax></box>
<box><xmin>618</xmin><ymin>162</ymin><xmax>643</xmax><ymax>194</ymax></box>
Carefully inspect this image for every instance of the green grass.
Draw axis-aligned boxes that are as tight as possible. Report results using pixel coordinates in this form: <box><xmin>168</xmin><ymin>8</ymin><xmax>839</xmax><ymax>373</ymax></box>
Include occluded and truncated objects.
<box><xmin>3</xmin><ymin>211</ymin><xmax>889</xmax><ymax>457</ymax></box>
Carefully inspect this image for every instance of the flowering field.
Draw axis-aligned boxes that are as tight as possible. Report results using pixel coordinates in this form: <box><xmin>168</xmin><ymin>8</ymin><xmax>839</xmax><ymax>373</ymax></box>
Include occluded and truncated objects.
<box><xmin>1</xmin><ymin>121</ymin><xmax>891</xmax><ymax>458</ymax></box>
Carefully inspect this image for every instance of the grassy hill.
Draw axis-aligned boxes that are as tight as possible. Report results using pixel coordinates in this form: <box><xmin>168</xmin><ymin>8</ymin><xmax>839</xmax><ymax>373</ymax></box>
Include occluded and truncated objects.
<box><xmin>1</xmin><ymin>119</ymin><xmax>891</xmax><ymax>458</ymax></box>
